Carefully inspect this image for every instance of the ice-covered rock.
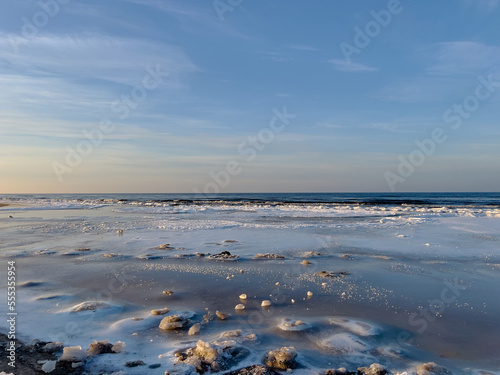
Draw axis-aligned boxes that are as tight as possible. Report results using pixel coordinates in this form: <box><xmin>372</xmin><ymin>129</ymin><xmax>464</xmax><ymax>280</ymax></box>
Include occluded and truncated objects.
<box><xmin>416</xmin><ymin>362</ymin><xmax>452</xmax><ymax>375</ymax></box>
<box><xmin>324</xmin><ymin>368</ymin><xmax>351</xmax><ymax>375</ymax></box>
<box><xmin>216</xmin><ymin>310</ymin><xmax>229</xmax><ymax>320</ymax></box>
<box><xmin>41</xmin><ymin>342</ymin><xmax>63</xmax><ymax>353</ymax></box>
<box><xmin>277</xmin><ymin>318</ymin><xmax>311</xmax><ymax>332</ymax></box>
<box><xmin>208</xmin><ymin>251</ymin><xmax>239</xmax><ymax>260</ymax></box>
<box><xmin>358</xmin><ymin>363</ymin><xmax>391</xmax><ymax>375</ymax></box>
<box><xmin>188</xmin><ymin>323</ymin><xmax>201</xmax><ymax>335</ymax></box>
<box><xmin>152</xmin><ymin>307</ymin><xmax>170</xmax><ymax>315</ymax></box>
<box><xmin>264</xmin><ymin>346</ymin><xmax>298</xmax><ymax>370</ymax></box>
<box><xmin>175</xmin><ymin>339</ymin><xmax>249</xmax><ymax>374</ymax></box>
<box><xmin>255</xmin><ymin>253</ymin><xmax>285</xmax><ymax>259</ymax></box>
<box><xmin>88</xmin><ymin>340</ymin><xmax>114</xmax><ymax>355</ymax></box>
<box><xmin>87</xmin><ymin>339</ymin><xmax>125</xmax><ymax>356</ymax></box>
<box><xmin>112</xmin><ymin>341</ymin><xmax>126</xmax><ymax>353</ymax></box>
<box><xmin>59</xmin><ymin>346</ymin><xmax>87</xmax><ymax>362</ymax></box>
<box><xmin>159</xmin><ymin>314</ymin><xmax>189</xmax><ymax>330</ymax></box>
<box><xmin>224</xmin><ymin>364</ymin><xmax>281</xmax><ymax>375</ymax></box>
<box><xmin>125</xmin><ymin>360</ymin><xmax>146</xmax><ymax>367</ymax></box>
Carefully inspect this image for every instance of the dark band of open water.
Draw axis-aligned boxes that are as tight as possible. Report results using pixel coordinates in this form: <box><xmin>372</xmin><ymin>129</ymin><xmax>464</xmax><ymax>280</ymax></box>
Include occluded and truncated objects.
<box><xmin>2</xmin><ymin>192</ymin><xmax>500</xmax><ymax>208</ymax></box>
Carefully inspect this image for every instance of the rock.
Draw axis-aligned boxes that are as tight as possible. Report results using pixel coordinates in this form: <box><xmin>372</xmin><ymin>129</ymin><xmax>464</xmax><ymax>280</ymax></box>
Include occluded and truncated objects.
<box><xmin>216</xmin><ymin>311</ymin><xmax>229</xmax><ymax>320</ymax></box>
<box><xmin>149</xmin><ymin>363</ymin><xmax>162</xmax><ymax>369</ymax></box>
<box><xmin>224</xmin><ymin>364</ymin><xmax>281</xmax><ymax>375</ymax></box>
<box><xmin>301</xmin><ymin>260</ymin><xmax>311</xmax><ymax>265</ymax></box>
<box><xmin>235</xmin><ymin>304</ymin><xmax>245</xmax><ymax>310</ymax></box>
<box><xmin>307</xmin><ymin>291</ymin><xmax>313</xmax><ymax>297</ymax></box>
<box><xmin>175</xmin><ymin>339</ymin><xmax>249</xmax><ymax>374</ymax></box>
<box><xmin>156</xmin><ymin>243</ymin><xmax>173</xmax><ymax>249</ymax></box>
<box><xmin>208</xmin><ymin>251</ymin><xmax>239</xmax><ymax>260</ymax></box>
<box><xmin>159</xmin><ymin>315</ymin><xmax>189</xmax><ymax>330</ymax></box>
<box><xmin>163</xmin><ymin>290</ymin><xmax>174</xmax><ymax>296</ymax></box>
<box><xmin>59</xmin><ymin>346</ymin><xmax>87</xmax><ymax>362</ymax></box>
<box><xmin>239</xmin><ymin>294</ymin><xmax>247</xmax><ymax>300</ymax></box>
<box><xmin>325</xmin><ymin>368</ymin><xmax>353</xmax><ymax>375</ymax></box>
<box><xmin>125</xmin><ymin>360</ymin><xmax>146</xmax><ymax>367</ymax></box>
<box><xmin>117</xmin><ymin>229</ymin><xmax>124</xmax><ymax>235</ymax></box>
<box><xmin>358</xmin><ymin>363</ymin><xmax>391</xmax><ymax>375</ymax></box>
<box><xmin>41</xmin><ymin>360</ymin><xmax>57</xmax><ymax>373</ymax></box>
<box><xmin>261</xmin><ymin>300</ymin><xmax>272</xmax><ymax>307</ymax></box>
<box><xmin>87</xmin><ymin>340</ymin><xmax>114</xmax><ymax>356</ymax></box>
<box><xmin>277</xmin><ymin>318</ymin><xmax>311</xmax><ymax>332</ymax></box>
<box><xmin>41</xmin><ymin>342</ymin><xmax>63</xmax><ymax>353</ymax></box>
<box><xmin>255</xmin><ymin>253</ymin><xmax>285</xmax><ymax>259</ymax></box>
<box><xmin>152</xmin><ymin>307</ymin><xmax>170</xmax><ymax>315</ymax></box>
<box><xmin>416</xmin><ymin>362</ymin><xmax>452</xmax><ymax>375</ymax></box>
<box><xmin>221</xmin><ymin>330</ymin><xmax>241</xmax><ymax>338</ymax></box>
<box><xmin>264</xmin><ymin>346</ymin><xmax>298</xmax><ymax>370</ymax></box>
<box><xmin>112</xmin><ymin>341</ymin><xmax>126</xmax><ymax>353</ymax></box>
<box><xmin>188</xmin><ymin>323</ymin><xmax>201</xmax><ymax>335</ymax></box>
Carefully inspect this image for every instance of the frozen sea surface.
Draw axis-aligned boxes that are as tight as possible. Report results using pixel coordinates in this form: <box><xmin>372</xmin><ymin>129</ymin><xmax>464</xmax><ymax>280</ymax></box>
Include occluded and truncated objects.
<box><xmin>0</xmin><ymin>194</ymin><xmax>499</xmax><ymax>374</ymax></box>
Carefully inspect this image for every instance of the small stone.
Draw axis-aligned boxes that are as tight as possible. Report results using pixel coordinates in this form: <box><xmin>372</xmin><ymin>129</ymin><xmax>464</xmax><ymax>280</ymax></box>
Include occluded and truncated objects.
<box><xmin>307</xmin><ymin>291</ymin><xmax>313</xmax><ymax>297</ymax></box>
<box><xmin>216</xmin><ymin>310</ymin><xmax>229</xmax><ymax>320</ymax></box>
<box><xmin>188</xmin><ymin>323</ymin><xmax>201</xmax><ymax>335</ymax></box>
<box><xmin>149</xmin><ymin>363</ymin><xmax>161</xmax><ymax>369</ymax></box>
<box><xmin>87</xmin><ymin>340</ymin><xmax>113</xmax><ymax>356</ymax></box>
<box><xmin>41</xmin><ymin>342</ymin><xmax>63</xmax><ymax>353</ymax></box>
<box><xmin>261</xmin><ymin>300</ymin><xmax>272</xmax><ymax>307</ymax></box>
<box><xmin>163</xmin><ymin>290</ymin><xmax>174</xmax><ymax>296</ymax></box>
<box><xmin>125</xmin><ymin>360</ymin><xmax>146</xmax><ymax>367</ymax></box>
<box><xmin>239</xmin><ymin>294</ymin><xmax>247</xmax><ymax>300</ymax></box>
<box><xmin>301</xmin><ymin>260</ymin><xmax>311</xmax><ymax>265</ymax></box>
<box><xmin>159</xmin><ymin>315</ymin><xmax>188</xmax><ymax>330</ymax></box>
<box><xmin>117</xmin><ymin>229</ymin><xmax>124</xmax><ymax>235</ymax></box>
<box><xmin>235</xmin><ymin>304</ymin><xmax>245</xmax><ymax>310</ymax></box>
<box><xmin>291</xmin><ymin>299</ymin><xmax>295</xmax><ymax>303</ymax></box>
<box><xmin>151</xmin><ymin>307</ymin><xmax>170</xmax><ymax>315</ymax></box>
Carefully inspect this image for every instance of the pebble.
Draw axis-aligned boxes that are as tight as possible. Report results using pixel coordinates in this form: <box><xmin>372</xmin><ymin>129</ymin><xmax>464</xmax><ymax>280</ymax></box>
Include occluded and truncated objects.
<box><xmin>239</xmin><ymin>294</ymin><xmax>247</xmax><ymax>300</ymax></box>
<box><xmin>151</xmin><ymin>307</ymin><xmax>170</xmax><ymax>315</ymax></box>
<box><xmin>216</xmin><ymin>311</ymin><xmax>229</xmax><ymax>320</ymax></box>
<box><xmin>261</xmin><ymin>300</ymin><xmax>272</xmax><ymax>307</ymax></box>
<box><xmin>235</xmin><ymin>304</ymin><xmax>245</xmax><ymax>310</ymax></box>
<box><xmin>307</xmin><ymin>291</ymin><xmax>313</xmax><ymax>297</ymax></box>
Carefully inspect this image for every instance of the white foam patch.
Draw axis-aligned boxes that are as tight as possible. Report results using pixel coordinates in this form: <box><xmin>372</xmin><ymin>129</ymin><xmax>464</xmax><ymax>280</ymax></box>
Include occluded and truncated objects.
<box><xmin>318</xmin><ymin>333</ymin><xmax>369</xmax><ymax>354</ymax></box>
<box><xmin>328</xmin><ymin>317</ymin><xmax>382</xmax><ymax>336</ymax></box>
<box><xmin>277</xmin><ymin>318</ymin><xmax>312</xmax><ymax>332</ymax></box>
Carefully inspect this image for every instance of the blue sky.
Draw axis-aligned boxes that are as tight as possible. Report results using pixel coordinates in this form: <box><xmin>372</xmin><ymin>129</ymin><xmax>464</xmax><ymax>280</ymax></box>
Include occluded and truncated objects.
<box><xmin>1</xmin><ymin>0</ymin><xmax>499</xmax><ymax>193</ymax></box>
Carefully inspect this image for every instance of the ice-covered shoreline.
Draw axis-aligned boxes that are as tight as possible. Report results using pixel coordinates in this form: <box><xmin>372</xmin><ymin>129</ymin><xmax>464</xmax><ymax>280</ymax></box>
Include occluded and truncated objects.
<box><xmin>0</xmin><ymin>197</ymin><xmax>499</xmax><ymax>374</ymax></box>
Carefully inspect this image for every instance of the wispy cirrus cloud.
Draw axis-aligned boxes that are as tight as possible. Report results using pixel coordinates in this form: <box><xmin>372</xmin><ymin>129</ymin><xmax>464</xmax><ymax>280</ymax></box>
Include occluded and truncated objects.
<box><xmin>289</xmin><ymin>45</ymin><xmax>319</xmax><ymax>51</ymax></box>
<box><xmin>424</xmin><ymin>41</ymin><xmax>500</xmax><ymax>76</ymax></box>
<box><xmin>328</xmin><ymin>58</ymin><xmax>378</xmax><ymax>72</ymax></box>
